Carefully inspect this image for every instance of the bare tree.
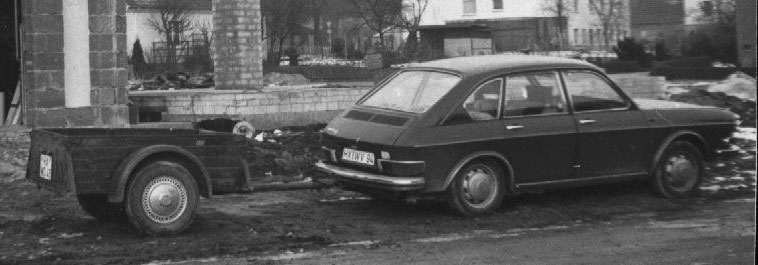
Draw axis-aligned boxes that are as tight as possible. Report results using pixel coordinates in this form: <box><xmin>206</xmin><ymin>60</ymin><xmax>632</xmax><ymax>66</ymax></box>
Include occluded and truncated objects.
<box><xmin>541</xmin><ymin>0</ymin><xmax>571</xmax><ymax>50</ymax></box>
<box><xmin>147</xmin><ymin>0</ymin><xmax>194</xmax><ymax>71</ymax></box>
<box><xmin>692</xmin><ymin>0</ymin><xmax>736</xmax><ymax>27</ymax></box>
<box><xmin>348</xmin><ymin>0</ymin><xmax>402</xmax><ymax>51</ymax></box>
<box><xmin>589</xmin><ymin>0</ymin><xmax>627</xmax><ymax>50</ymax></box>
<box><xmin>261</xmin><ymin>0</ymin><xmax>308</xmax><ymax>66</ymax></box>
<box><xmin>396</xmin><ymin>0</ymin><xmax>429</xmax><ymax>56</ymax></box>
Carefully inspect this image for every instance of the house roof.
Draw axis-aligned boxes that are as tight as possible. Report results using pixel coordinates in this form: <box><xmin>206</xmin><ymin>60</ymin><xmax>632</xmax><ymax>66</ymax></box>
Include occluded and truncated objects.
<box><xmin>408</xmin><ymin>55</ymin><xmax>599</xmax><ymax>76</ymax></box>
<box><xmin>126</xmin><ymin>0</ymin><xmax>212</xmax><ymax>11</ymax></box>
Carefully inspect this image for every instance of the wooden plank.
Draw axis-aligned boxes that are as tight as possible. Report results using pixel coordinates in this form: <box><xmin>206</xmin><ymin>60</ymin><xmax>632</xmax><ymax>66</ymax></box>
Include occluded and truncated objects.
<box><xmin>4</xmin><ymin>83</ymin><xmax>20</xmax><ymax>125</ymax></box>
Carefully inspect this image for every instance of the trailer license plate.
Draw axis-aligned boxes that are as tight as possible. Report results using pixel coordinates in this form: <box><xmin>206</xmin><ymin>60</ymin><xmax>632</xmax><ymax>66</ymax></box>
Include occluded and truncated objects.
<box><xmin>342</xmin><ymin>148</ymin><xmax>375</xmax><ymax>166</ymax></box>
<box><xmin>40</xmin><ymin>154</ymin><xmax>52</xmax><ymax>180</ymax></box>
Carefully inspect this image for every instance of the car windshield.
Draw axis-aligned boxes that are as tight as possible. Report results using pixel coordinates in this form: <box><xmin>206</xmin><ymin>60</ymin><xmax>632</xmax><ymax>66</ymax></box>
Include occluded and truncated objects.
<box><xmin>360</xmin><ymin>71</ymin><xmax>460</xmax><ymax>113</ymax></box>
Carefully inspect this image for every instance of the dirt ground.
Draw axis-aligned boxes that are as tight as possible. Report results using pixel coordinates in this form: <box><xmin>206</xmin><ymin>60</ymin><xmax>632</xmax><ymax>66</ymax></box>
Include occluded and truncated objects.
<box><xmin>0</xmin><ymin>129</ymin><xmax>754</xmax><ymax>265</ymax></box>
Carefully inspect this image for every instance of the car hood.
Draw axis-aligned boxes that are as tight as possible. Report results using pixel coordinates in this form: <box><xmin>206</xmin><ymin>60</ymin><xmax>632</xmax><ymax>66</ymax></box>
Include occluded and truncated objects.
<box><xmin>633</xmin><ymin>98</ymin><xmax>717</xmax><ymax>110</ymax></box>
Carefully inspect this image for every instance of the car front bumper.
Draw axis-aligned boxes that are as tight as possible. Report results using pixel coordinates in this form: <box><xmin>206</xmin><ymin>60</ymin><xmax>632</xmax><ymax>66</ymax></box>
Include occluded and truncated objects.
<box><xmin>313</xmin><ymin>161</ymin><xmax>425</xmax><ymax>192</ymax></box>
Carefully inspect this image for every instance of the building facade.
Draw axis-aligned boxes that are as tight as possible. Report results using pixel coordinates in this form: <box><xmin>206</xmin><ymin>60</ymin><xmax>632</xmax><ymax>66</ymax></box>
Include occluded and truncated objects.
<box><xmin>417</xmin><ymin>0</ymin><xmax>630</xmax><ymax>57</ymax></box>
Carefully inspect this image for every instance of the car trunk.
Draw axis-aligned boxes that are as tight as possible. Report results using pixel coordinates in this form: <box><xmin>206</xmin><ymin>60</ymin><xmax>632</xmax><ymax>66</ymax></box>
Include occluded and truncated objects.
<box><xmin>321</xmin><ymin>108</ymin><xmax>417</xmax><ymax>172</ymax></box>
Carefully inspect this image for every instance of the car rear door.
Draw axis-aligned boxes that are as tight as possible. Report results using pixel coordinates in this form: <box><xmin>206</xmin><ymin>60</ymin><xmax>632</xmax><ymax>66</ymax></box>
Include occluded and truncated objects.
<box><xmin>562</xmin><ymin>70</ymin><xmax>651</xmax><ymax>179</ymax></box>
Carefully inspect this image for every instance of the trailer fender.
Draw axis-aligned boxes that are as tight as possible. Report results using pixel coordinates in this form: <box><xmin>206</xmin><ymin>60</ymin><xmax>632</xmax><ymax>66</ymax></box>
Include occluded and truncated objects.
<box><xmin>108</xmin><ymin>145</ymin><xmax>212</xmax><ymax>203</ymax></box>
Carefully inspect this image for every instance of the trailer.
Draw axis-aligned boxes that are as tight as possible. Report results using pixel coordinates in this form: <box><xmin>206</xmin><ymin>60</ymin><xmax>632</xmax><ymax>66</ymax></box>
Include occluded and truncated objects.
<box><xmin>26</xmin><ymin>128</ymin><xmax>323</xmax><ymax>235</ymax></box>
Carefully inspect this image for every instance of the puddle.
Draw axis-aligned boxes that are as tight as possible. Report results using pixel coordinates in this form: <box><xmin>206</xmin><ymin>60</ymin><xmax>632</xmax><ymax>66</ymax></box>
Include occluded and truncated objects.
<box><xmin>318</xmin><ymin>196</ymin><xmax>372</xmax><ymax>203</ymax></box>
<box><xmin>329</xmin><ymin>240</ymin><xmax>380</xmax><ymax>247</ymax></box>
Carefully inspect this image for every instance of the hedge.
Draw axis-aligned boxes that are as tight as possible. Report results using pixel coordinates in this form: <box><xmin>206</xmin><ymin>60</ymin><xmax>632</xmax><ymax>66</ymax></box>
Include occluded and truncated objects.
<box><xmin>650</xmin><ymin>66</ymin><xmax>737</xmax><ymax>80</ymax></box>
<box><xmin>594</xmin><ymin>60</ymin><xmax>648</xmax><ymax>74</ymax></box>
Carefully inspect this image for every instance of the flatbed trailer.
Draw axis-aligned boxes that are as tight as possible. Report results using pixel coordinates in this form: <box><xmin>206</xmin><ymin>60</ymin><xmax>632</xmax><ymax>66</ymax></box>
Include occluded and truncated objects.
<box><xmin>26</xmin><ymin>128</ymin><xmax>323</xmax><ymax>235</ymax></box>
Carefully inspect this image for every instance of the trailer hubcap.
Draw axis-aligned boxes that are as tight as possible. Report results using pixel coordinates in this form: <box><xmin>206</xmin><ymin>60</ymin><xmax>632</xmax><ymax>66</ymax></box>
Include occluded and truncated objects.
<box><xmin>142</xmin><ymin>176</ymin><xmax>187</xmax><ymax>224</ymax></box>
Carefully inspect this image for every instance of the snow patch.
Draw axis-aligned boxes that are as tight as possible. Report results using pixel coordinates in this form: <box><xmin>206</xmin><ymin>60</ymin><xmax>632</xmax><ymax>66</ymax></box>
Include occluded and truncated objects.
<box><xmin>413</xmin><ymin>234</ymin><xmax>474</xmax><ymax>243</ymax></box>
<box><xmin>329</xmin><ymin>240</ymin><xmax>379</xmax><ymax>247</ymax></box>
<box><xmin>707</xmin><ymin>72</ymin><xmax>757</xmax><ymax>101</ymax></box>
<box><xmin>732</xmin><ymin>127</ymin><xmax>757</xmax><ymax>141</ymax></box>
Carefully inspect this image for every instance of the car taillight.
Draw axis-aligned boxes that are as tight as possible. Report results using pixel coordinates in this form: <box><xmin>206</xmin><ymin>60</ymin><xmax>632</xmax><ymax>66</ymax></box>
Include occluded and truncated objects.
<box><xmin>378</xmin><ymin>160</ymin><xmax>425</xmax><ymax>176</ymax></box>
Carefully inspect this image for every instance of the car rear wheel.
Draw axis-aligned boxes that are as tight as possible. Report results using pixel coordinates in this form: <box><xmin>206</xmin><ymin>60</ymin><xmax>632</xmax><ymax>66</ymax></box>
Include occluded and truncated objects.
<box><xmin>125</xmin><ymin>160</ymin><xmax>199</xmax><ymax>235</ymax></box>
<box><xmin>446</xmin><ymin>160</ymin><xmax>505</xmax><ymax>216</ymax></box>
<box><xmin>77</xmin><ymin>194</ymin><xmax>125</xmax><ymax>222</ymax></box>
<box><xmin>651</xmin><ymin>141</ymin><xmax>704</xmax><ymax>198</ymax></box>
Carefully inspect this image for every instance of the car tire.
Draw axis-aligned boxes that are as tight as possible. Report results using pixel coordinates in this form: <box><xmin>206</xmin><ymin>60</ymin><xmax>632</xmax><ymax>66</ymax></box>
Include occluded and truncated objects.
<box><xmin>125</xmin><ymin>160</ymin><xmax>199</xmax><ymax>236</ymax></box>
<box><xmin>650</xmin><ymin>141</ymin><xmax>704</xmax><ymax>198</ymax></box>
<box><xmin>77</xmin><ymin>194</ymin><xmax>125</xmax><ymax>222</ymax></box>
<box><xmin>446</xmin><ymin>160</ymin><xmax>506</xmax><ymax>216</ymax></box>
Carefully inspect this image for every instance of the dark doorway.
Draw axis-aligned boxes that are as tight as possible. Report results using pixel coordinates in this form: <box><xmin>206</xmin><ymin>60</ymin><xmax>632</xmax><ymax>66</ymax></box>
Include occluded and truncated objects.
<box><xmin>0</xmin><ymin>0</ymin><xmax>20</xmax><ymax>120</ymax></box>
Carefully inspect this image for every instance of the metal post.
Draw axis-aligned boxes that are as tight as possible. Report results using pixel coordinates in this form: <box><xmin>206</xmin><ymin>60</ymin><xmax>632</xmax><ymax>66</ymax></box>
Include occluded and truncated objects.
<box><xmin>0</xmin><ymin>92</ymin><xmax>5</xmax><ymax>126</ymax></box>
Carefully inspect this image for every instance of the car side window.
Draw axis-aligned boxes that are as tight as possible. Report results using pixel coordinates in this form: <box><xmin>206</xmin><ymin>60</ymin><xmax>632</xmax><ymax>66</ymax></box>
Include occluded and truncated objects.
<box><xmin>503</xmin><ymin>71</ymin><xmax>566</xmax><ymax>117</ymax></box>
<box><xmin>563</xmin><ymin>71</ymin><xmax>629</xmax><ymax>112</ymax></box>
<box><xmin>462</xmin><ymin>79</ymin><xmax>503</xmax><ymax>121</ymax></box>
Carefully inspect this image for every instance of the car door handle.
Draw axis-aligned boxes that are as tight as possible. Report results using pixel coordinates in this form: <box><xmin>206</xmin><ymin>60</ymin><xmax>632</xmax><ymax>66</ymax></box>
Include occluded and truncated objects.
<box><xmin>579</xmin><ymin>119</ymin><xmax>597</xmax><ymax>125</ymax></box>
<box><xmin>506</xmin><ymin>125</ymin><xmax>525</xmax><ymax>130</ymax></box>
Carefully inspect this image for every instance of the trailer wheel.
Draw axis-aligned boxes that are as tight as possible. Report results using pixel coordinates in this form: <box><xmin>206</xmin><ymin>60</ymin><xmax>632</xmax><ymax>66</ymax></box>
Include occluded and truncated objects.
<box><xmin>77</xmin><ymin>195</ymin><xmax>125</xmax><ymax>222</ymax></box>
<box><xmin>125</xmin><ymin>160</ymin><xmax>199</xmax><ymax>235</ymax></box>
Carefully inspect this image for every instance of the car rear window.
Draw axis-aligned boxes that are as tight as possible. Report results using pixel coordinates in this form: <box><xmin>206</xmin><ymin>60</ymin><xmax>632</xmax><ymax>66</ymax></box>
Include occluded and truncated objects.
<box><xmin>360</xmin><ymin>71</ymin><xmax>460</xmax><ymax>113</ymax></box>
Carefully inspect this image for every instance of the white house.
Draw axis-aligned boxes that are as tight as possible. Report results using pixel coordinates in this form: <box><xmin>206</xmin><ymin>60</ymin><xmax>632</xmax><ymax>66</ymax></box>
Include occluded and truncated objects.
<box><xmin>416</xmin><ymin>0</ymin><xmax>631</xmax><ymax>55</ymax></box>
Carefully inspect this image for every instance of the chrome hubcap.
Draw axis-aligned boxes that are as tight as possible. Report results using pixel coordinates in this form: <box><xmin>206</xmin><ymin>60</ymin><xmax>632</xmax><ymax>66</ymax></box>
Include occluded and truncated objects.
<box><xmin>462</xmin><ymin>166</ymin><xmax>497</xmax><ymax>208</ymax></box>
<box><xmin>663</xmin><ymin>154</ymin><xmax>698</xmax><ymax>192</ymax></box>
<box><xmin>142</xmin><ymin>176</ymin><xmax>187</xmax><ymax>224</ymax></box>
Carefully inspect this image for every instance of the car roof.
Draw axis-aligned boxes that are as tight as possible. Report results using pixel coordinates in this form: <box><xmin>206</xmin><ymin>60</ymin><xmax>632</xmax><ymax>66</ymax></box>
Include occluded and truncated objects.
<box><xmin>408</xmin><ymin>54</ymin><xmax>601</xmax><ymax>76</ymax></box>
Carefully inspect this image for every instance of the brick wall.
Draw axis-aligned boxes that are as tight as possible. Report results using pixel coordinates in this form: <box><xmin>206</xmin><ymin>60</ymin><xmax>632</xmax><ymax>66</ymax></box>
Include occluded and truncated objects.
<box><xmin>212</xmin><ymin>0</ymin><xmax>263</xmax><ymax>90</ymax></box>
<box><xmin>23</xmin><ymin>0</ymin><xmax>129</xmax><ymax>128</ymax></box>
<box><xmin>130</xmin><ymin>86</ymin><xmax>371</xmax><ymax>129</ymax></box>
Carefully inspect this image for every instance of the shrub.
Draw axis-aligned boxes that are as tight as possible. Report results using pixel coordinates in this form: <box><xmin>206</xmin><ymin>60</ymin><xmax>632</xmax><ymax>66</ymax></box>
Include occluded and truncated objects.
<box><xmin>612</xmin><ymin>38</ymin><xmax>651</xmax><ymax>67</ymax></box>
<box><xmin>654</xmin><ymin>41</ymin><xmax>670</xmax><ymax>61</ymax></box>
<box><xmin>131</xmin><ymin>39</ymin><xmax>147</xmax><ymax>79</ymax></box>
<box><xmin>595</xmin><ymin>60</ymin><xmax>647</xmax><ymax>74</ymax></box>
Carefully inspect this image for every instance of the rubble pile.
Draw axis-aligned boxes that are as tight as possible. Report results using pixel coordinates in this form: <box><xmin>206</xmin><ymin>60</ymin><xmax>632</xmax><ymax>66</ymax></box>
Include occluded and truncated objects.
<box><xmin>670</xmin><ymin>87</ymin><xmax>757</xmax><ymax>127</ymax></box>
<box><xmin>242</xmin><ymin>124</ymin><xmax>325</xmax><ymax>179</ymax></box>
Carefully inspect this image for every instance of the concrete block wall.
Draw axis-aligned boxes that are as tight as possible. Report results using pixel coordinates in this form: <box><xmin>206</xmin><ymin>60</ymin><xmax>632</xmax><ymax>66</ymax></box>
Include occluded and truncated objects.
<box><xmin>212</xmin><ymin>0</ymin><xmax>264</xmax><ymax>90</ymax></box>
<box><xmin>23</xmin><ymin>0</ymin><xmax>129</xmax><ymax>128</ymax></box>
<box><xmin>610</xmin><ymin>75</ymin><xmax>667</xmax><ymax>99</ymax></box>
<box><xmin>130</xmin><ymin>86</ymin><xmax>371</xmax><ymax>129</ymax></box>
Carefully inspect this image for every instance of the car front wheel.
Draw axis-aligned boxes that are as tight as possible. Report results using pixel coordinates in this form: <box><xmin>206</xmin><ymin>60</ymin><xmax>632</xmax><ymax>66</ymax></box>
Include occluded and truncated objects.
<box><xmin>446</xmin><ymin>160</ymin><xmax>505</xmax><ymax>216</ymax></box>
<box><xmin>125</xmin><ymin>160</ymin><xmax>199</xmax><ymax>235</ymax></box>
<box><xmin>651</xmin><ymin>141</ymin><xmax>704</xmax><ymax>198</ymax></box>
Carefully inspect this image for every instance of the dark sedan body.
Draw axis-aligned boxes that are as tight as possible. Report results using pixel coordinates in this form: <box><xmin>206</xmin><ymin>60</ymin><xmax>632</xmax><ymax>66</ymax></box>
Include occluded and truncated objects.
<box><xmin>314</xmin><ymin>55</ymin><xmax>738</xmax><ymax>216</ymax></box>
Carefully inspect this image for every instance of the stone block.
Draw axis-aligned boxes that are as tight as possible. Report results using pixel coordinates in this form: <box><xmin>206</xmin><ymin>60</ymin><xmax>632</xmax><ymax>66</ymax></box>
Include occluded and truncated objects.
<box><xmin>66</xmin><ymin>107</ymin><xmax>96</xmax><ymax>127</ymax></box>
<box><xmin>35</xmin><ymin>89</ymin><xmax>65</xmax><ymax>108</ymax></box>
<box><xmin>90</xmin><ymin>35</ymin><xmax>114</xmax><ymax>52</ymax></box>
<box><xmin>33</xmin><ymin>52</ymin><xmax>64</xmax><ymax>71</ymax></box>
<box><xmin>32</xmin><ymin>15</ymin><xmax>64</xmax><ymax>33</ymax></box>
<box><xmin>89</xmin><ymin>0</ymin><xmax>113</xmax><ymax>15</ymax></box>
<box><xmin>89</xmin><ymin>16</ymin><xmax>115</xmax><ymax>34</ymax></box>
<box><xmin>33</xmin><ymin>109</ymin><xmax>68</xmax><ymax>128</ymax></box>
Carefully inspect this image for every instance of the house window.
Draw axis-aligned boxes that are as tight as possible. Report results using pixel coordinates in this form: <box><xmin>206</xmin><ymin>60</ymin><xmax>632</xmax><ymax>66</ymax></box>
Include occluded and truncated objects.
<box><xmin>493</xmin><ymin>0</ymin><xmax>503</xmax><ymax>10</ymax></box>
<box><xmin>574</xmin><ymin>0</ymin><xmax>579</xmax><ymax>11</ymax></box>
<box><xmin>574</xmin><ymin>28</ymin><xmax>579</xmax><ymax>44</ymax></box>
<box><xmin>463</xmin><ymin>0</ymin><xmax>477</xmax><ymax>14</ymax></box>
<box><xmin>699</xmin><ymin>1</ymin><xmax>714</xmax><ymax>16</ymax></box>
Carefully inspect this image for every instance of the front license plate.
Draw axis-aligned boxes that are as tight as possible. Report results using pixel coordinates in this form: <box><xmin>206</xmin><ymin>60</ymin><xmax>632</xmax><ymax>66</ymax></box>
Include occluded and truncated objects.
<box><xmin>342</xmin><ymin>148</ymin><xmax>375</xmax><ymax>166</ymax></box>
<box><xmin>40</xmin><ymin>154</ymin><xmax>52</xmax><ymax>180</ymax></box>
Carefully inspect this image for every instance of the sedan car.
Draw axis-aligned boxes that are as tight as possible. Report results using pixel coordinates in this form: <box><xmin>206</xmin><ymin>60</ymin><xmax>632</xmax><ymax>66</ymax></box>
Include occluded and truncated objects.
<box><xmin>314</xmin><ymin>55</ymin><xmax>738</xmax><ymax>216</ymax></box>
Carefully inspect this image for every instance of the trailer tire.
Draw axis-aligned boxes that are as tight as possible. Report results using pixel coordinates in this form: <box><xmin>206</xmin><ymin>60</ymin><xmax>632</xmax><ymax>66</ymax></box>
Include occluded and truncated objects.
<box><xmin>77</xmin><ymin>195</ymin><xmax>125</xmax><ymax>222</ymax></box>
<box><xmin>125</xmin><ymin>160</ymin><xmax>199</xmax><ymax>236</ymax></box>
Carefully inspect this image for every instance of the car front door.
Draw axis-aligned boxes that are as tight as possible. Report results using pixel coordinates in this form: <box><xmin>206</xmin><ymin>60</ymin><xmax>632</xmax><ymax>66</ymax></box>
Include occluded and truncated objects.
<box><xmin>500</xmin><ymin>71</ymin><xmax>578</xmax><ymax>184</ymax></box>
<box><xmin>562</xmin><ymin>70</ymin><xmax>651</xmax><ymax>179</ymax></box>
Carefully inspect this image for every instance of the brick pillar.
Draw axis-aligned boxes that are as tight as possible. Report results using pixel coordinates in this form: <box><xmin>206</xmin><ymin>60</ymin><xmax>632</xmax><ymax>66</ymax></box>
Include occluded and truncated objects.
<box><xmin>22</xmin><ymin>0</ymin><xmax>128</xmax><ymax>128</ymax></box>
<box><xmin>212</xmin><ymin>0</ymin><xmax>263</xmax><ymax>90</ymax></box>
